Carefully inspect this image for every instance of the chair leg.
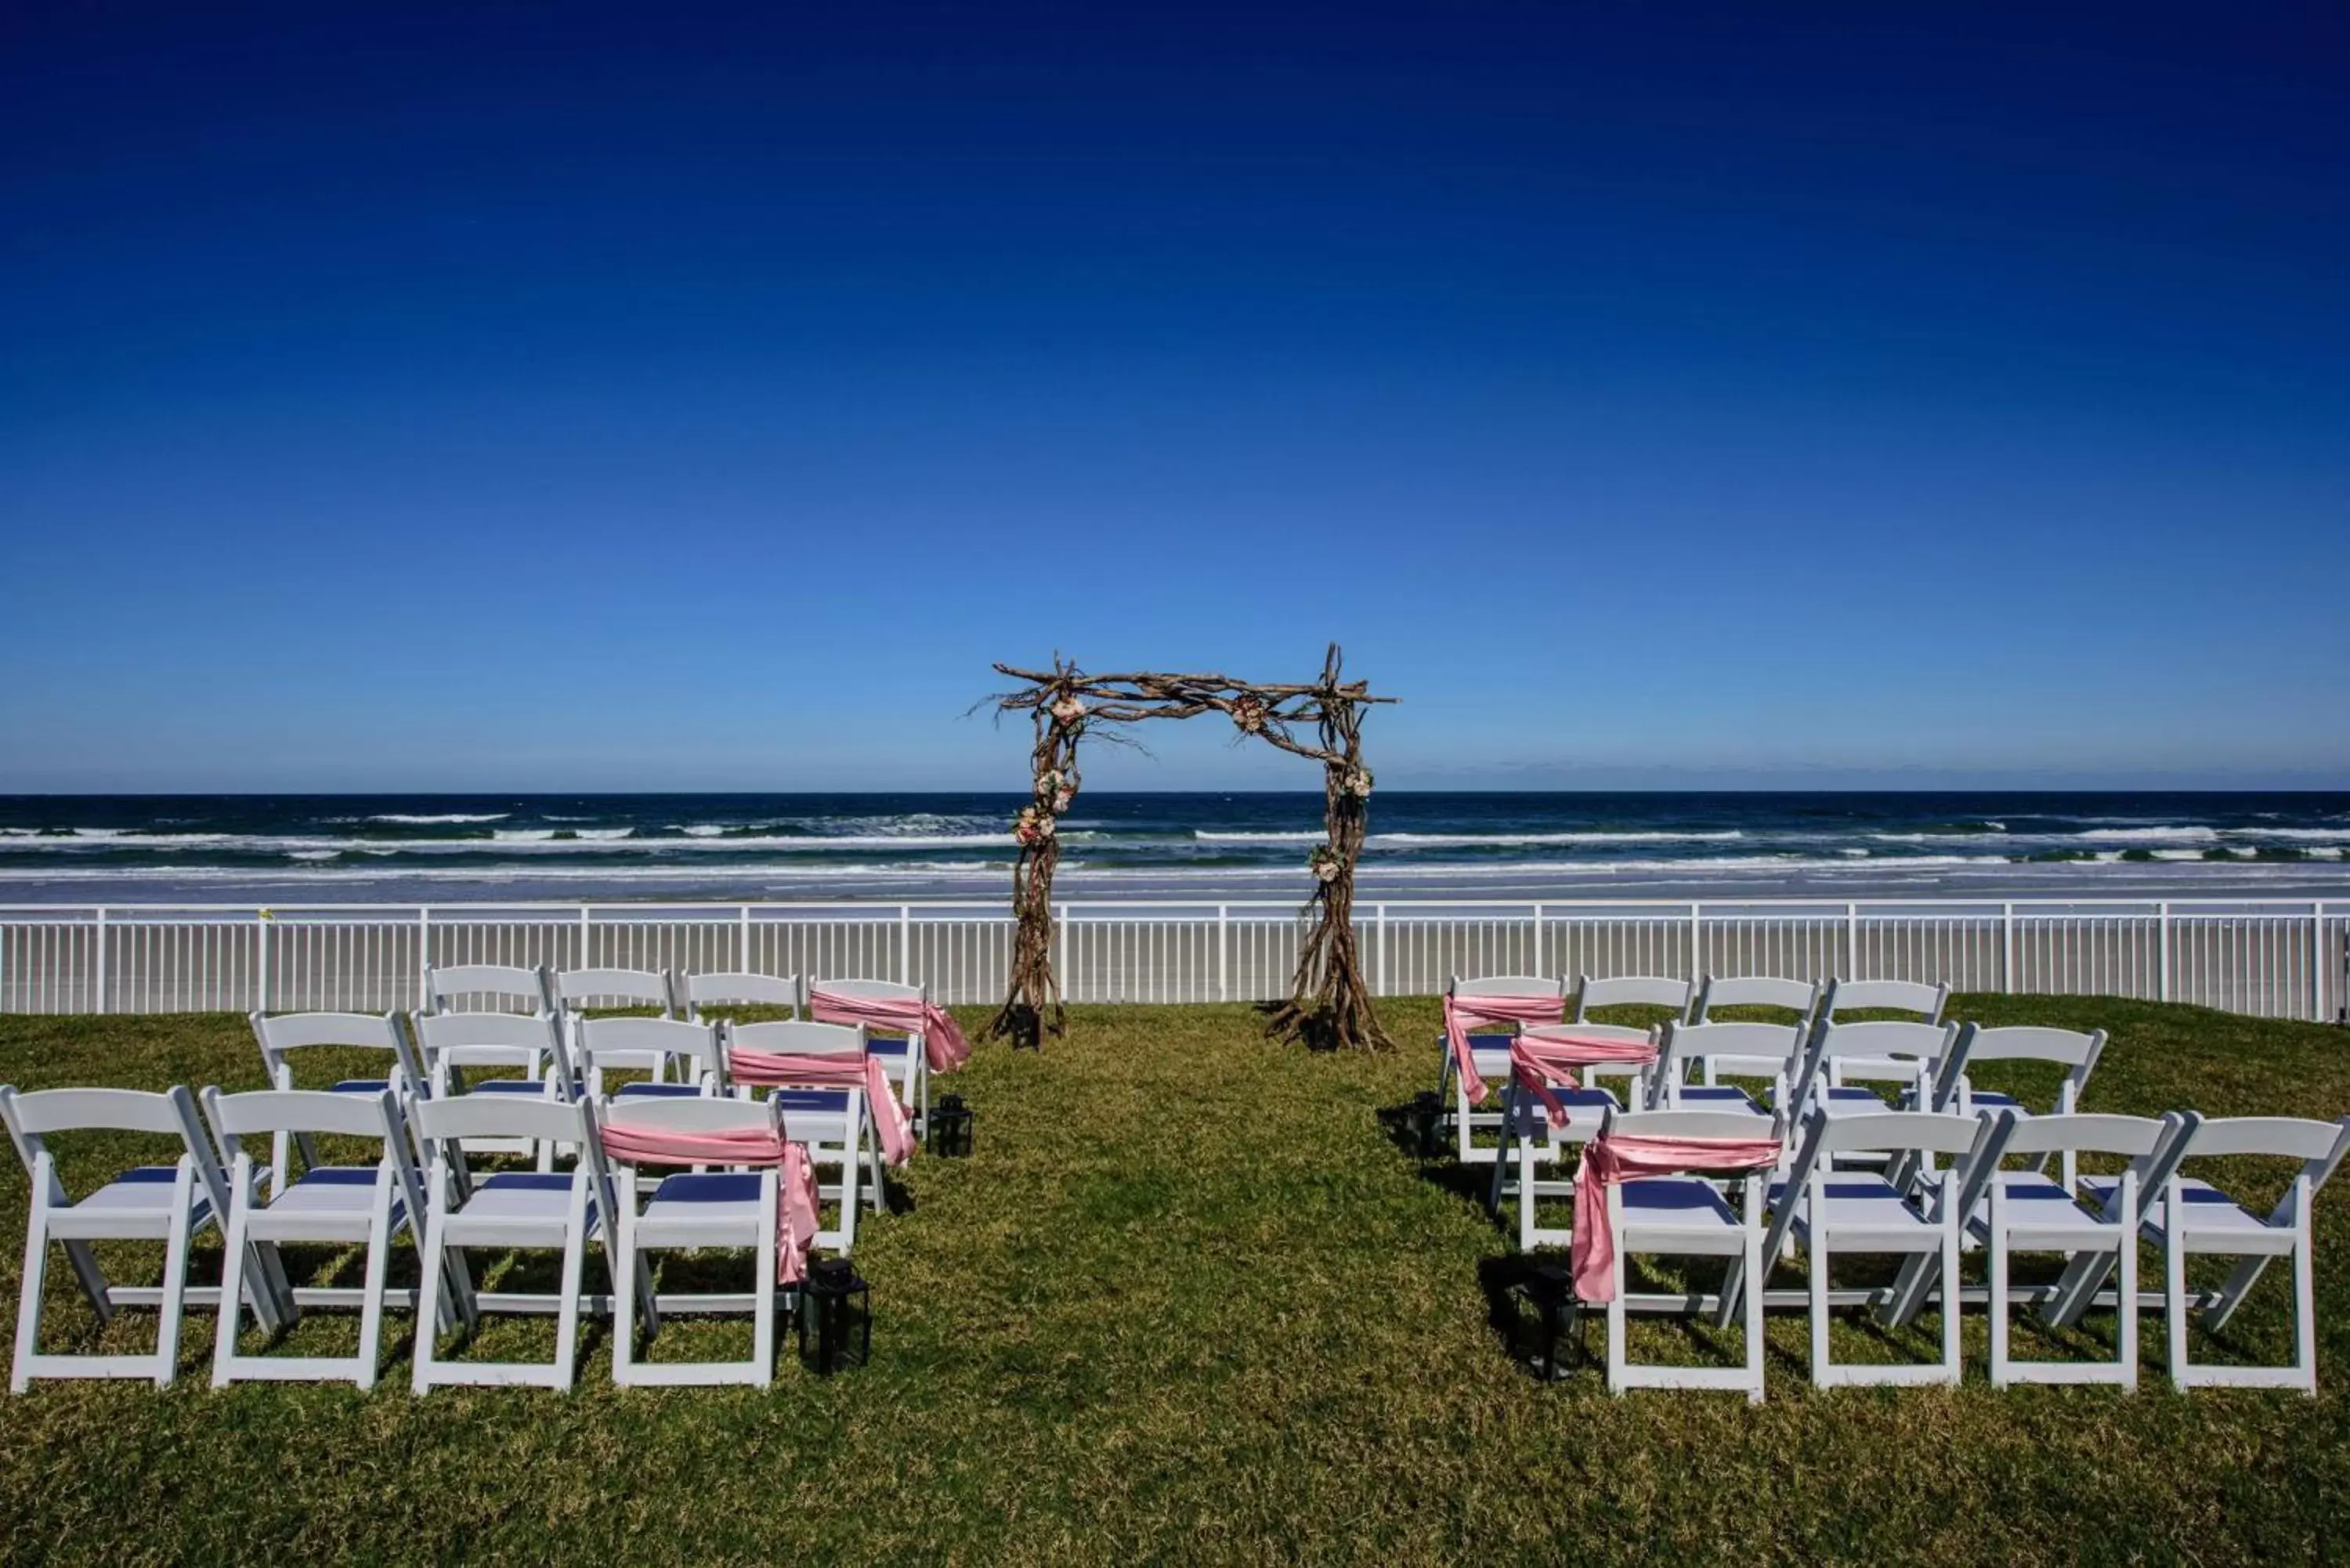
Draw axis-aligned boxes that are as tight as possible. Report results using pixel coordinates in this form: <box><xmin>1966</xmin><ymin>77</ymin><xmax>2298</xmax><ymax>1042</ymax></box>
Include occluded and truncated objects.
<box><xmin>412</xmin><ymin>1210</ymin><xmax>453</xmax><ymax>1394</ymax></box>
<box><xmin>2166</xmin><ymin>1223</ymin><xmax>2189</xmax><ymax>1393</ymax></box>
<box><xmin>154</xmin><ymin>1191</ymin><xmax>194</xmax><ymax>1389</ymax></box>
<box><xmin>1939</xmin><ymin>1211</ymin><xmax>1962</xmax><ymax>1384</ymax></box>
<box><xmin>2294</xmin><ymin>1223</ymin><xmax>2317</xmax><ymax>1394</ymax></box>
<box><xmin>1987</xmin><ymin>1224</ymin><xmax>2010</xmax><ymax>1390</ymax></box>
<box><xmin>12</xmin><ymin>1191</ymin><xmax>50</xmax><ymax>1395</ymax></box>
<box><xmin>352</xmin><ymin>1190</ymin><xmax>394</xmax><ymax>1393</ymax></box>
<box><xmin>1743</xmin><ymin>1220</ymin><xmax>1766</xmax><ymax>1404</ymax></box>
<box><xmin>211</xmin><ymin>1196</ymin><xmax>252</xmax><ymax>1388</ymax></box>
<box><xmin>2117</xmin><ymin>1227</ymin><xmax>2138</xmax><ymax>1393</ymax></box>
<box><xmin>552</xmin><ymin>1223</ymin><xmax>586</xmax><ymax>1393</ymax></box>
<box><xmin>1809</xmin><ymin>1234</ymin><xmax>1831</xmax><ymax>1386</ymax></box>
<box><xmin>753</xmin><ymin>1172</ymin><xmax>778</xmax><ymax>1386</ymax></box>
<box><xmin>1517</xmin><ymin>1143</ymin><xmax>1540</xmax><ymax>1252</ymax></box>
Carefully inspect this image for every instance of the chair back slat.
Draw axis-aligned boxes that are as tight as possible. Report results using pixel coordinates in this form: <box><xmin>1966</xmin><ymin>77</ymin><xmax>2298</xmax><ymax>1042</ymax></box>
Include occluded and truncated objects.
<box><xmin>727</xmin><ymin>1020</ymin><xmax>864</xmax><ymax>1060</ymax></box>
<box><xmin>1577</xmin><ymin>974</ymin><xmax>1694</xmax><ymax>1018</ymax></box>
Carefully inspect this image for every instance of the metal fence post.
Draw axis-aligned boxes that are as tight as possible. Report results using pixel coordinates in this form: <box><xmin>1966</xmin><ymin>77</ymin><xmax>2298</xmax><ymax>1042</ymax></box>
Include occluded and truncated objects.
<box><xmin>1217</xmin><ymin>905</ymin><xmax>1229</xmax><ymax>1003</ymax></box>
<box><xmin>739</xmin><ymin>905</ymin><xmax>753</xmax><ymax>971</ymax></box>
<box><xmin>579</xmin><ymin>905</ymin><xmax>592</xmax><ymax>969</ymax></box>
<box><xmin>1376</xmin><ymin>904</ymin><xmax>1388</xmax><ymax>996</ymax></box>
<box><xmin>2157</xmin><ymin>902</ymin><xmax>2172</xmax><ymax>1003</ymax></box>
<box><xmin>1846</xmin><ymin>903</ymin><xmax>1860</xmax><ymax>977</ymax></box>
<box><xmin>418</xmin><ymin>906</ymin><xmax>432</xmax><ymax>1011</ymax></box>
<box><xmin>256</xmin><ymin>909</ymin><xmax>271</xmax><ymax>1013</ymax></box>
<box><xmin>2312</xmin><ymin>901</ymin><xmax>2326</xmax><ymax>1023</ymax></box>
<box><xmin>898</xmin><ymin>905</ymin><xmax>913</xmax><ymax>985</ymax></box>
<box><xmin>1531</xmin><ymin>902</ymin><xmax>1545</xmax><ymax>977</ymax></box>
<box><xmin>1690</xmin><ymin>902</ymin><xmax>1703</xmax><ymax>981</ymax></box>
<box><xmin>2001</xmin><ymin>903</ymin><xmax>2015</xmax><ymax>995</ymax></box>
<box><xmin>93</xmin><ymin>907</ymin><xmax>108</xmax><ymax>1015</ymax></box>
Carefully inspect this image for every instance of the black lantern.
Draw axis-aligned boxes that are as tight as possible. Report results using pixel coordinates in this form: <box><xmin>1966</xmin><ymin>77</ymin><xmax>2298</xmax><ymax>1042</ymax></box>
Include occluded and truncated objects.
<box><xmin>798</xmin><ymin>1257</ymin><xmax>871</xmax><ymax>1375</ymax></box>
<box><xmin>1408</xmin><ymin>1090</ymin><xmax>1444</xmax><ymax>1159</ymax></box>
<box><xmin>1512</xmin><ymin>1259</ymin><xmax>1578</xmax><ymax>1383</ymax></box>
<box><xmin>928</xmin><ymin>1093</ymin><xmax>974</xmax><ymax>1158</ymax></box>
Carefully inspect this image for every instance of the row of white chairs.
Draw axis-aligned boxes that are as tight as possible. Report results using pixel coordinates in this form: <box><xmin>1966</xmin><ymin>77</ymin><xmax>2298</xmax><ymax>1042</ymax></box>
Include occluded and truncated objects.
<box><xmin>1440</xmin><ymin>973</ymin><xmax>2350</xmax><ymax>1397</ymax></box>
<box><xmin>4</xmin><ymin>1079</ymin><xmax>827</xmax><ymax>1392</ymax></box>
<box><xmin>5</xmin><ymin>963</ymin><xmax>946</xmax><ymax>1394</ymax></box>
<box><xmin>1574</xmin><ymin>1102</ymin><xmax>2348</xmax><ymax>1400</ymax></box>
<box><xmin>1437</xmin><ymin>973</ymin><xmax>1949</xmax><ymax>1168</ymax></box>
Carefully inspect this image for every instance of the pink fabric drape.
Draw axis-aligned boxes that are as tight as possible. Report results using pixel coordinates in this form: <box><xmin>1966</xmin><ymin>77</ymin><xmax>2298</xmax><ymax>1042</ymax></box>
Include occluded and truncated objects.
<box><xmin>1570</xmin><ymin>1133</ymin><xmax>1783</xmax><ymax>1302</ymax></box>
<box><xmin>1443</xmin><ymin>992</ymin><xmax>1567</xmax><ymax>1105</ymax></box>
<box><xmin>598</xmin><ymin>1123</ymin><xmax>823</xmax><ymax>1285</ymax></box>
<box><xmin>809</xmin><ymin>988</ymin><xmax>971</xmax><ymax>1073</ymax></box>
<box><xmin>728</xmin><ymin>1046</ymin><xmax>915</xmax><ymax>1167</ymax></box>
<box><xmin>1507</xmin><ymin>1028</ymin><xmax>1661</xmax><ymax>1120</ymax></box>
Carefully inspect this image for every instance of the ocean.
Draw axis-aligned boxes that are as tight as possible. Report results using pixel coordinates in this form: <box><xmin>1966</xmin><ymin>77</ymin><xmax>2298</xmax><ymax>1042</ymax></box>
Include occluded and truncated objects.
<box><xmin>2</xmin><ymin>792</ymin><xmax>2347</xmax><ymax>905</ymax></box>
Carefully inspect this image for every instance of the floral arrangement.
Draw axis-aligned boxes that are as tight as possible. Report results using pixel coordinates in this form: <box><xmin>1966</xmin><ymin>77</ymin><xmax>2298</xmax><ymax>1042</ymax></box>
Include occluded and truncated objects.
<box><xmin>1343</xmin><ymin>767</ymin><xmax>1373</xmax><ymax>800</ymax></box>
<box><xmin>1014</xmin><ymin>804</ymin><xmax>1058</xmax><ymax>847</ymax></box>
<box><xmin>1230</xmin><ymin>695</ymin><xmax>1267</xmax><ymax>733</ymax></box>
<box><xmin>1050</xmin><ymin>693</ymin><xmax>1086</xmax><ymax>724</ymax></box>
<box><xmin>1307</xmin><ymin>843</ymin><xmax>1341</xmax><ymax>883</ymax></box>
<box><xmin>1036</xmin><ymin>767</ymin><xmax>1077</xmax><ymax>814</ymax></box>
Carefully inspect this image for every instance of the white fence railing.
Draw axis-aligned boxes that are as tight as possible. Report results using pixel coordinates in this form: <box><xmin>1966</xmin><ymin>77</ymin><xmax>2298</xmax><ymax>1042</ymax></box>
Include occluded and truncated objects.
<box><xmin>0</xmin><ymin>899</ymin><xmax>2344</xmax><ymax>1022</ymax></box>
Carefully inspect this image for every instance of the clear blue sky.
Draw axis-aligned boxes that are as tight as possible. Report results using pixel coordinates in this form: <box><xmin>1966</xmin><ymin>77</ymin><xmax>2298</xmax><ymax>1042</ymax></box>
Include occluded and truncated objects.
<box><xmin>3</xmin><ymin>2</ymin><xmax>2345</xmax><ymax>793</ymax></box>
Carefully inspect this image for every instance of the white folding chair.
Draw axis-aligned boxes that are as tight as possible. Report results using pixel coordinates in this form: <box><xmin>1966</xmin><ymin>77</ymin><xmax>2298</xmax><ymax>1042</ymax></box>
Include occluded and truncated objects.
<box><xmin>1571</xmin><ymin>974</ymin><xmax>1694</xmax><ymax>1107</ymax></box>
<box><xmin>1488</xmin><ymin>1028</ymin><xmax>1654</xmax><ymax>1249</ymax></box>
<box><xmin>811</xmin><ymin>977</ymin><xmax>931</xmax><ymax>1133</ymax></box>
<box><xmin>2145</xmin><ymin>1115</ymin><xmax>2350</xmax><ymax>1393</ymax></box>
<box><xmin>1692</xmin><ymin>974</ymin><xmax>1821</xmax><ymax>1027</ymax></box>
<box><xmin>1436</xmin><ymin>975</ymin><xmax>1566</xmax><ymax>1168</ymax></box>
<box><xmin>248</xmin><ymin>1011</ymin><xmax>430</xmax><ymax>1200</ymax></box>
<box><xmin>685</xmin><ymin>970</ymin><xmax>805</xmax><ymax>1022</ymax></box>
<box><xmin>409</xmin><ymin>1094</ymin><xmax>631</xmax><ymax>1393</ymax></box>
<box><xmin>5</xmin><ymin>1085</ymin><xmax>286</xmax><ymax>1392</ymax></box>
<box><xmin>602</xmin><ymin>1096</ymin><xmax>795</xmax><ymax>1387</ymax></box>
<box><xmin>1593</xmin><ymin>1107</ymin><xmax>1784</xmax><ymax>1404</ymax></box>
<box><xmin>1964</xmin><ymin>1111</ymin><xmax>2178</xmax><ymax>1389</ymax></box>
<box><xmin>573</xmin><ymin>1017</ymin><xmax>726</xmax><ymax>1103</ymax></box>
<box><xmin>1648</xmin><ymin>1021</ymin><xmax>1806</xmax><ymax>1118</ymax></box>
<box><xmin>414</xmin><ymin>1010</ymin><xmax>570</xmax><ymax>1166</ymax></box>
<box><xmin>725</xmin><ymin>1020</ymin><xmax>879</xmax><ymax>1237</ymax></box>
<box><xmin>423</xmin><ymin>963</ymin><xmax>553</xmax><ymax>1017</ymax></box>
<box><xmin>1801</xmin><ymin>1020</ymin><xmax>1960</xmax><ymax>1119</ymax></box>
<box><xmin>1761</xmin><ymin>1109</ymin><xmax>1988</xmax><ymax>1387</ymax></box>
<box><xmin>204</xmin><ymin>1086</ymin><xmax>457</xmax><ymax>1389</ymax></box>
<box><xmin>1935</xmin><ymin>1026</ymin><xmax>2106</xmax><ymax>1182</ymax></box>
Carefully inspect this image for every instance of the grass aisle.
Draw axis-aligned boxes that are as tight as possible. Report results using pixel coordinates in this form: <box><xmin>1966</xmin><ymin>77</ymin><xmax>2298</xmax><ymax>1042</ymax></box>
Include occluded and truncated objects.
<box><xmin>0</xmin><ymin>998</ymin><xmax>2345</xmax><ymax>1563</ymax></box>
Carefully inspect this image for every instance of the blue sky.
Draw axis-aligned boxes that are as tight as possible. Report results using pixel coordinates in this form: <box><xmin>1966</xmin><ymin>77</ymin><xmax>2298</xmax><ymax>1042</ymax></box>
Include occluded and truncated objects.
<box><xmin>2</xmin><ymin>2</ymin><xmax>2345</xmax><ymax>793</ymax></box>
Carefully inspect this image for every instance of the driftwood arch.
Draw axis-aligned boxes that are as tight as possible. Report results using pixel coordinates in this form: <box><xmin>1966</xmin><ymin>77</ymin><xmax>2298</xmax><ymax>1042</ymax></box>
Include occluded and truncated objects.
<box><xmin>986</xmin><ymin>643</ymin><xmax>1394</xmax><ymax>1052</ymax></box>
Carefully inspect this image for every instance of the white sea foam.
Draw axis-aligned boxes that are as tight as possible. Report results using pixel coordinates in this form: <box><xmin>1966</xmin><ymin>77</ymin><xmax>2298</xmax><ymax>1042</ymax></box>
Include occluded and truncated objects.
<box><xmin>577</xmin><ymin>828</ymin><xmax>634</xmax><ymax>840</ymax></box>
<box><xmin>368</xmin><ymin>813</ymin><xmax>508</xmax><ymax>825</ymax></box>
<box><xmin>1370</xmin><ymin>830</ymin><xmax>1747</xmax><ymax>847</ymax></box>
<box><xmin>2077</xmin><ymin>826</ymin><xmax>2218</xmax><ymax>844</ymax></box>
<box><xmin>494</xmin><ymin>829</ymin><xmax>559</xmax><ymax>841</ymax></box>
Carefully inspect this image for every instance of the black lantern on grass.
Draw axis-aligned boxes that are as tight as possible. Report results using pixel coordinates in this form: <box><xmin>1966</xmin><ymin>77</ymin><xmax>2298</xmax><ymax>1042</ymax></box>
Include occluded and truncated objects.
<box><xmin>1511</xmin><ymin>1259</ymin><xmax>1577</xmax><ymax>1383</ymax></box>
<box><xmin>928</xmin><ymin>1093</ymin><xmax>974</xmax><ymax>1157</ymax></box>
<box><xmin>799</xmin><ymin>1258</ymin><xmax>871</xmax><ymax>1375</ymax></box>
<box><xmin>1408</xmin><ymin>1091</ymin><xmax>1443</xmax><ymax>1159</ymax></box>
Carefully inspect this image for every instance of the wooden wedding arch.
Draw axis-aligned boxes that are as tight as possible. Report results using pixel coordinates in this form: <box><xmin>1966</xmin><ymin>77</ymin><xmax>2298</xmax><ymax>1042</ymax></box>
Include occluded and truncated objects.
<box><xmin>985</xmin><ymin>644</ymin><xmax>1394</xmax><ymax>1052</ymax></box>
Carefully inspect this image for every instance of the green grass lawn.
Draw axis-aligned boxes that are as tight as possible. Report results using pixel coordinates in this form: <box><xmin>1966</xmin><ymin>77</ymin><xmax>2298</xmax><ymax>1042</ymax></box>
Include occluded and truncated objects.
<box><xmin>0</xmin><ymin>996</ymin><xmax>2346</xmax><ymax>1565</ymax></box>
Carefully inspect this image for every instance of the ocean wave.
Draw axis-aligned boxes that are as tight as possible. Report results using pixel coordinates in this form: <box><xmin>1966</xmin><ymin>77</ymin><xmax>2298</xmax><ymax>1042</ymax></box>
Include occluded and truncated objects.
<box><xmin>2077</xmin><ymin>826</ymin><xmax>2218</xmax><ymax>844</ymax></box>
<box><xmin>1369</xmin><ymin>830</ymin><xmax>1747</xmax><ymax>847</ymax></box>
<box><xmin>1191</xmin><ymin>831</ymin><xmax>1325</xmax><ymax>843</ymax></box>
<box><xmin>369</xmin><ymin>812</ymin><xmax>508</xmax><ymax>825</ymax></box>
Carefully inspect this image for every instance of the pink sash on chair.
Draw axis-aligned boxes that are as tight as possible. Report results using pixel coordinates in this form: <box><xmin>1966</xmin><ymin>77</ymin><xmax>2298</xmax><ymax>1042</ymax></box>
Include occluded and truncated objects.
<box><xmin>598</xmin><ymin>1124</ymin><xmax>823</xmax><ymax>1285</ymax></box>
<box><xmin>1508</xmin><ymin>1028</ymin><xmax>1662</xmax><ymax>1120</ymax></box>
<box><xmin>810</xmin><ymin>988</ymin><xmax>971</xmax><ymax>1073</ymax></box>
<box><xmin>1570</xmin><ymin>1133</ymin><xmax>1783</xmax><ymax>1302</ymax></box>
<box><xmin>727</xmin><ymin>1046</ymin><xmax>916</xmax><ymax>1167</ymax></box>
<box><xmin>1443</xmin><ymin>992</ymin><xmax>1567</xmax><ymax>1105</ymax></box>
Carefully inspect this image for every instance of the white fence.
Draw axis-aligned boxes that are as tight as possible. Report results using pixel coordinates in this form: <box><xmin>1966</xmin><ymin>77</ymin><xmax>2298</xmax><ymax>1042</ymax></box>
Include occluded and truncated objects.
<box><xmin>2</xmin><ymin>899</ymin><xmax>2345</xmax><ymax>1023</ymax></box>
